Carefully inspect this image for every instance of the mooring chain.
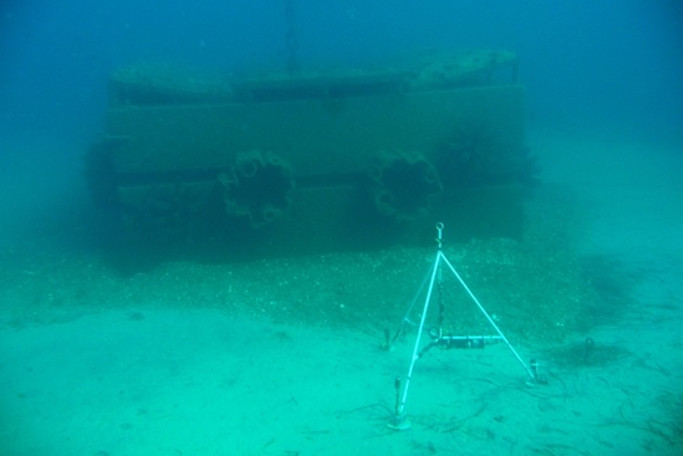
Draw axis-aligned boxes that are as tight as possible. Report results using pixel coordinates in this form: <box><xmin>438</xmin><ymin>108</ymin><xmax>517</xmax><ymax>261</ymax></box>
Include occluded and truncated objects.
<box><xmin>284</xmin><ymin>0</ymin><xmax>299</xmax><ymax>75</ymax></box>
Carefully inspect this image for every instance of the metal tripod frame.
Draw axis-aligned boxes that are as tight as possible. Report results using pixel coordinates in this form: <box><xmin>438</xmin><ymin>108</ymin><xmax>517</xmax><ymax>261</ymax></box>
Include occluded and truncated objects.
<box><xmin>389</xmin><ymin>222</ymin><xmax>539</xmax><ymax>430</ymax></box>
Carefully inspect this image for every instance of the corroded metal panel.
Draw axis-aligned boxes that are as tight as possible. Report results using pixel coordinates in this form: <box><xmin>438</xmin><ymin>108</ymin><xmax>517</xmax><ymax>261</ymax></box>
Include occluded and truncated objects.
<box><xmin>86</xmin><ymin>56</ymin><xmax>532</xmax><ymax>257</ymax></box>
<box><xmin>106</xmin><ymin>85</ymin><xmax>524</xmax><ymax>179</ymax></box>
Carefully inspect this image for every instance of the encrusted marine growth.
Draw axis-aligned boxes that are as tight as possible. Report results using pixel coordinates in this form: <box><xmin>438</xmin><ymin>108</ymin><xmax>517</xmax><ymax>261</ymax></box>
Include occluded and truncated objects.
<box><xmin>370</xmin><ymin>152</ymin><xmax>442</xmax><ymax>222</ymax></box>
<box><xmin>219</xmin><ymin>151</ymin><xmax>295</xmax><ymax>228</ymax></box>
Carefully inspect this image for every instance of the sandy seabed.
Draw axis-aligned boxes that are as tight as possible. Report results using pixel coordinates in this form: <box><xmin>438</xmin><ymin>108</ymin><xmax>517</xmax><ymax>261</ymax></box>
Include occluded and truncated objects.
<box><xmin>1</xmin><ymin>130</ymin><xmax>682</xmax><ymax>455</ymax></box>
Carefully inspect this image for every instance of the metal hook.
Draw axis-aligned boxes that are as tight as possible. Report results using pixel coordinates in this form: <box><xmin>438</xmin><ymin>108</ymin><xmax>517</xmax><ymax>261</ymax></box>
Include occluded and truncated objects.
<box><xmin>435</xmin><ymin>222</ymin><xmax>444</xmax><ymax>249</ymax></box>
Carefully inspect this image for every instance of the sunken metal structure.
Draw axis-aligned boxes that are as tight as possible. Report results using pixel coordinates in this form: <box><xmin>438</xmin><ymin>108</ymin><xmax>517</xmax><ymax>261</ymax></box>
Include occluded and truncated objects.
<box><xmin>85</xmin><ymin>51</ymin><xmax>535</xmax><ymax>258</ymax></box>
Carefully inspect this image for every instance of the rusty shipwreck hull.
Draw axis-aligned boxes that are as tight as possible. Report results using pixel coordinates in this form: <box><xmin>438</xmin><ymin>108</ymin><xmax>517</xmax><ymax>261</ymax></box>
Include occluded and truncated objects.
<box><xmin>86</xmin><ymin>55</ymin><xmax>533</xmax><ymax>258</ymax></box>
